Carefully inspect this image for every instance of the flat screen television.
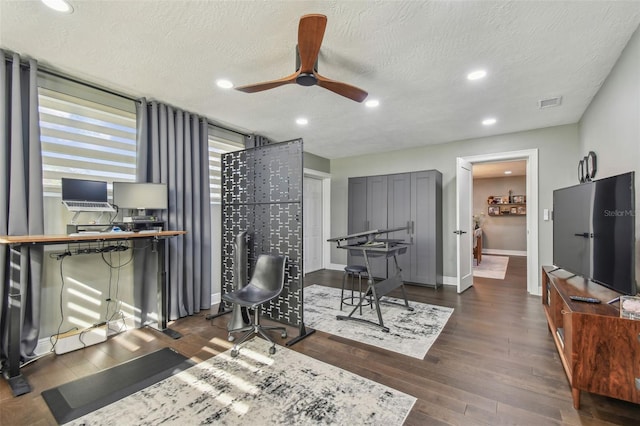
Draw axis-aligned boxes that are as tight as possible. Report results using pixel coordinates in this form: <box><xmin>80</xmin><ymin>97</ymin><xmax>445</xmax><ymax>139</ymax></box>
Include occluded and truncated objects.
<box><xmin>112</xmin><ymin>182</ymin><xmax>168</xmax><ymax>211</ymax></box>
<box><xmin>553</xmin><ymin>171</ymin><xmax>636</xmax><ymax>296</ymax></box>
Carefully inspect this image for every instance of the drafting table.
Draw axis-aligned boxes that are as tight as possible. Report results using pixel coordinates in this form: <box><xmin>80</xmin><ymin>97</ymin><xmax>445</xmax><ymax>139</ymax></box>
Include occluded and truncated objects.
<box><xmin>0</xmin><ymin>230</ymin><xmax>185</xmax><ymax>396</ymax></box>
<box><xmin>328</xmin><ymin>227</ymin><xmax>414</xmax><ymax>332</ymax></box>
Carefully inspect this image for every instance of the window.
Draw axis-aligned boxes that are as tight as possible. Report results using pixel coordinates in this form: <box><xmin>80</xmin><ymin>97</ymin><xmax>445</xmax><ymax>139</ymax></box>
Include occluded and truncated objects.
<box><xmin>38</xmin><ymin>73</ymin><xmax>245</xmax><ymax>205</ymax></box>
<box><xmin>208</xmin><ymin>126</ymin><xmax>244</xmax><ymax>204</ymax></box>
<box><xmin>38</xmin><ymin>78</ymin><xmax>137</xmax><ymax>198</ymax></box>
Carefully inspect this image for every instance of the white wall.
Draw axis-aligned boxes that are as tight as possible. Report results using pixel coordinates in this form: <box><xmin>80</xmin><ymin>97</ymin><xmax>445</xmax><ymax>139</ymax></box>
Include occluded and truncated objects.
<box><xmin>579</xmin><ymin>24</ymin><xmax>640</xmax><ymax>291</ymax></box>
<box><xmin>330</xmin><ymin>124</ymin><xmax>580</xmax><ymax>280</ymax></box>
<box><xmin>40</xmin><ymin>197</ymin><xmax>138</xmax><ymax>337</ymax></box>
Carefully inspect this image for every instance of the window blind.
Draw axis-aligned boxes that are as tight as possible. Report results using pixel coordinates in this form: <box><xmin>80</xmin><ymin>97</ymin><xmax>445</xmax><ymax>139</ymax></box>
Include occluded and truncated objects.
<box><xmin>208</xmin><ymin>127</ymin><xmax>244</xmax><ymax>204</ymax></box>
<box><xmin>38</xmin><ymin>87</ymin><xmax>137</xmax><ymax>197</ymax></box>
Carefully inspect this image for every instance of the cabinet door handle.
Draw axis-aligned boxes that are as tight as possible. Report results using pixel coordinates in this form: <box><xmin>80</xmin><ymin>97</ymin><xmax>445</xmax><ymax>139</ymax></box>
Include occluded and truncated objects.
<box><xmin>406</xmin><ymin>221</ymin><xmax>411</xmax><ymax>234</ymax></box>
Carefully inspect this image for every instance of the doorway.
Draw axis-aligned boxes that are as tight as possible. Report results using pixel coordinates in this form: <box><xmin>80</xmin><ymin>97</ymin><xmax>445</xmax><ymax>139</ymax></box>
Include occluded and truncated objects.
<box><xmin>457</xmin><ymin>149</ymin><xmax>540</xmax><ymax>296</ymax></box>
<box><xmin>304</xmin><ymin>176</ymin><xmax>323</xmax><ymax>273</ymax></box>
<box><xmin>303</xmin><ymin>169</ymin><xmax>331</xmax><ymax>274</ymax></box>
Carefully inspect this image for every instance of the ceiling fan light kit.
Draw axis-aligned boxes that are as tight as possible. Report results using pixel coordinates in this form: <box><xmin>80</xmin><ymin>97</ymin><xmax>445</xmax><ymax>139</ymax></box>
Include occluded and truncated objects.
<box><xmin>235</xmin><ymin>14</ymin><xmax>368</xmax><ymax>103</ymax></box>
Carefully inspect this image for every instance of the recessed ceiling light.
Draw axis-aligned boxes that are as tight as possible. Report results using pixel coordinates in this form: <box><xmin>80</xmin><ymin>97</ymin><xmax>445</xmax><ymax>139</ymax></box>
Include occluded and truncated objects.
<box><xmin>296</xmin><ymin>118</ymin><xmax>308</xmax><ymax>126</ymax></box>
<box><xmin>467</xmin><ymin>70</ymin><xmax>487</xmax><ymax>81</ymax></box>
<box><xmin>216</xmin><ymin>79</ymin><xmax>233</xmax><ymax>89</ymax></box>
<box><xmin>482</xmin><ymin>118</ymin><xmax>497</xmax><ymax>126</ymax></box>
<box><xmin>365</xmin><ymin>99</ymin><xmax>380</xmax><ymax>108</ymax></box>
<box><xmin>41</xmin><ymin>0</ymin><xmax>74</xmax><ymax>13</ymax></box>
<box><xmin>504</xmin><ymin>170</ymin><xmax>512</xmax><ymax>175</ymax></box>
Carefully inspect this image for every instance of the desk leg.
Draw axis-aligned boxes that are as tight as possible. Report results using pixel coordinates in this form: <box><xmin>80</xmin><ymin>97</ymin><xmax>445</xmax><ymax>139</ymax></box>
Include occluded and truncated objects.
<box><xmin>336</xmin><ymin>252</ymin><xmax>390</xmax><ymax>332</ymax></box>
<box><xmin>3</xmin><ymin>245</ymin><xmax>32</xmax><ymax>396</ymax></box>
<box><xmin>393</xmin><ymin>255</ymin><xmax>413</xmax><ymax>311</ymax></box>
<box><xmin>155</xmin><ymin>238</ymin><xmax>181</xmax><ymax>339</ymax></box>
<box><xmin>336</xmin><ymin>251</ymin><xmax>413</xmax><ymax>332</ymax></box>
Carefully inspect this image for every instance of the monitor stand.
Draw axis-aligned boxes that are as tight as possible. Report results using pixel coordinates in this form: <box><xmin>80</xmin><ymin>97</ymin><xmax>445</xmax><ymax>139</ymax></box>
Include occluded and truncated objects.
<box><xmin>70</xmin><ymin>211</ymin><xmax>109</xmax><ymax>225</ymax></box>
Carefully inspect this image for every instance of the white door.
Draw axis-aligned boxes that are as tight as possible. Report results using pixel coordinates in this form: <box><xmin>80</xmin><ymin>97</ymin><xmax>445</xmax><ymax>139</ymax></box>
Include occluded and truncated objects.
<box><xmin>456</xmin><ymin>158</ymin><xmax>474</xmax><ymax>293</ymax></box>
<box><xmin>303</xmin><ymin>176</ymin><xmax>323</xmax><ymax>273</ymax></box>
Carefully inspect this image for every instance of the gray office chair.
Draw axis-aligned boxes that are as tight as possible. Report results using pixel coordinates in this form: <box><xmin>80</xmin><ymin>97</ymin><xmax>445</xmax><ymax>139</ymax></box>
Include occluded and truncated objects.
<box><xmin>221</xmin><ymin>254</ymin><xmax>288</xmax><ymax>357</ymax></box>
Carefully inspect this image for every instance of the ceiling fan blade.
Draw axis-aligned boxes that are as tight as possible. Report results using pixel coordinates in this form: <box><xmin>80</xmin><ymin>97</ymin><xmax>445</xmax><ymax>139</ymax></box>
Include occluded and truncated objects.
<box><xmin>298</xmin><ymin>14</ymin><xmax>327</xmax><ymax>73</ymax></box>
<box><xmin>235</xmin><ymin>71</ymin><xmax>299</xmax><ymax>93</ymax></box>
<box><xmin>315</xmin><ymin>73</ymin><xmax>368</xmax><ymax>103</ymax></box>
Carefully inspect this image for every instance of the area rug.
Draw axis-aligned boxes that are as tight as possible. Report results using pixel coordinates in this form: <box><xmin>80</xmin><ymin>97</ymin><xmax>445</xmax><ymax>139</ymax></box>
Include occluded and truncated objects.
<box><xmin>68</xmin><ymin>338</ymin><xmax>416</xmax><ymax>425</ymax></box>
<box><xmin>473</xmin><ymin>254</ymin><xmax>509</xmax><ymax>280</ymax></box>
<box><xmin>303</xmin><ymin>284</ymin><xmax>453</xmax><ymax>359</ymax></box>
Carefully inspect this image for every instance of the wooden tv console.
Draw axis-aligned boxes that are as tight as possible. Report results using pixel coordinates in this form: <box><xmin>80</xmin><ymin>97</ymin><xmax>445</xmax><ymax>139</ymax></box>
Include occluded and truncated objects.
<box><xmin>541</xmin><ymin>266</ymin><xmax>640</xmax><ymax>408</ymax></box>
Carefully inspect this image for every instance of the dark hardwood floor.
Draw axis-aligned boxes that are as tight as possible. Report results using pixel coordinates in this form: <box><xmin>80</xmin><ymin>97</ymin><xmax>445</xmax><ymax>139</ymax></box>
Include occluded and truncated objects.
<box><xmin>1</xmin><ymin>256</ymin><xmax>639</xmax><ymax>425</ymax></box>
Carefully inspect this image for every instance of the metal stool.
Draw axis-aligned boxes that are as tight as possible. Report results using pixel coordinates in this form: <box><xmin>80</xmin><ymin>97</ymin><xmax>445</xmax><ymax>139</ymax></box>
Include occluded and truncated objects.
<box><xmin>340</xmin><ymin>265</ymin><xmax>372</xmax><ymax>314</ymax></box>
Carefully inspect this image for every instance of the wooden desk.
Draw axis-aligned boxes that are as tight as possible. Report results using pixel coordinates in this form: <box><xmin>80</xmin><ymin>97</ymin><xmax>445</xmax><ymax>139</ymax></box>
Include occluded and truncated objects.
<box><xmin>0</xmin><ymin>230</ymin><xmax>185</xmax><ymax>396</ymax></box>
<box><xmin>329</xmin><ymin>227</ymin><xmax>414</xmax><ymax>332</ymax></box>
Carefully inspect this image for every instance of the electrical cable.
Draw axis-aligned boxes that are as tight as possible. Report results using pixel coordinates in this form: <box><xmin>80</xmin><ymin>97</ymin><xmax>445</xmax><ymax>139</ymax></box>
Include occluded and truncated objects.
<box><xmin>20</xmin><ymin>351</ymin><xmax>55</xmax><ymax>368</ymax></box>
<box><xmin>101</xmin><ymin>245</ymin><xmax>130</xmax><ymax>331</ymax></box>
<box><xmin>107</xmin><ymin>250</ymin><xmax>124</xmax><ymax>324</ymax></box>
<box><xmin>78</xmin><ymin>329</ymin><xmax>88</xmax><ymax>349</ymax></box>
<box><xmin>49</xmin><ymin>255</ymin><xmax>73</xmax><ymax>352</ymax></box>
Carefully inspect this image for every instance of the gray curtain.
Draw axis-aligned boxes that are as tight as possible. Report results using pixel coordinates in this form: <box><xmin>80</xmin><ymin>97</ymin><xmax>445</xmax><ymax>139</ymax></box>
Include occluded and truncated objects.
<box><xmin>136</xmin><ymin>99</ymin><xmax>211</xmax><ymax>320</ymax></box>
<box><xmin>0</xmin><ymin>52</ymin><xmax>44</xmax><ymax>362</ymax></box>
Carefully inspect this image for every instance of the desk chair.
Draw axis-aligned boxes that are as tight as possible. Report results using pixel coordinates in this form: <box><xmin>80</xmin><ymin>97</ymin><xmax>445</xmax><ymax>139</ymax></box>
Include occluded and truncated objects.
<box><xmin>222</xmin><ymin>254</ymin><xmax>288</xmax><ymax>357</ymax></box>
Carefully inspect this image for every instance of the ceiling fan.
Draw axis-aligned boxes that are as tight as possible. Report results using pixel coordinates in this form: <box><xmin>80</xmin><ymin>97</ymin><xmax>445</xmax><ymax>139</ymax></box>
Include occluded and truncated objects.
<box><xmin>235</xmin><ymin>14</ymin><xmax>368</xmax><ymax>103</ymax></box>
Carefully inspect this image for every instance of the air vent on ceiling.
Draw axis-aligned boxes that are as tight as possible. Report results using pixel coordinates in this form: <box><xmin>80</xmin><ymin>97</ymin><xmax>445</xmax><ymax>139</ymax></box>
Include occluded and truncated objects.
<box><xmin>539</xmin><ymin>96</ymin><xmax>562</xmax><ymax>109</ymax></box>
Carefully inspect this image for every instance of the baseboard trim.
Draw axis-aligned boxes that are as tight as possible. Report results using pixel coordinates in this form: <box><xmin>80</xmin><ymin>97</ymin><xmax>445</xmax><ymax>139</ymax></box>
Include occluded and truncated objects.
<box><xmin>442</xmin><ymin>276</ymin><xmax>456</xmax><ymax>286</ymax></box>
<box><xmin>211</xmin><ymin>292</ymin><xmax>221</xmax><ymax>307</ymax></box>
<box><xmin>326</xmin><ymin>263</ymin><xmax>347</xmax><ymax>271</ymax></box>
<box><xmin>482</xmin><ymin>249</ymin><xmax>527</xmax><ymax>257</ymax></box>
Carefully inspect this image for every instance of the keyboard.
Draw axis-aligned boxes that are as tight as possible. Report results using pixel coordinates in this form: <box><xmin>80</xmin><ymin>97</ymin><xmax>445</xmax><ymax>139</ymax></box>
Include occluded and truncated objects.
<box><xmin>137</xmin><ymin>230</ymin><xmax>159</xmax><ymax>234</ymax></box>
<box><xmin>63</xmin><ymin>201</ymin><xmax>116</xmax><ymax>212</ymax></box>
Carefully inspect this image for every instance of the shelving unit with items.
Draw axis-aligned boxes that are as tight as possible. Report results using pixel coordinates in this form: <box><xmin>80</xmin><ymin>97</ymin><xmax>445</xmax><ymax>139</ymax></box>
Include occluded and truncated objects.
<box><xmin>487</xmin><ymin>194</ymin><xmax>526</xmax><ymax>216</ymax></box>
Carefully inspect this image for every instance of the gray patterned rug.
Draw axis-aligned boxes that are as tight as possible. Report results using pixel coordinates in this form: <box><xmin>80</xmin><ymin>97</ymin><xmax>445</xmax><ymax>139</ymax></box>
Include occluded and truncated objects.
<box><xmin>304</xmin><ymin>284</ymin><xmax>453</xmax><ymax>359</ymax></box>
<box><xmin>68</xmin><ymin>338</ymin><xmax>416</xmax><ymax>425</ymax></box>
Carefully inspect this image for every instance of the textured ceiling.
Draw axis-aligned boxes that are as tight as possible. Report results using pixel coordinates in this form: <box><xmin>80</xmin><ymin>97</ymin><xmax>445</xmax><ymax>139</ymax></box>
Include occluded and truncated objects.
<box><xmin>1</xmin><ymin>1</ymin><xmax>639</xmax><ymax>159</ymax></box>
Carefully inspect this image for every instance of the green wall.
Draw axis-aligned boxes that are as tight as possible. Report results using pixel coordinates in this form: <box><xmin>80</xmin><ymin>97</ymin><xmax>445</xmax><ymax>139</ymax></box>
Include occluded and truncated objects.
<box><xmin>579</xmin><ymin>24</ymin><xmax>640</xmax><ymax>291</ymax></box>
<box><xmin>330</xmin><ymin>124</ymin><xmax>580</xmax><ymax>281</ymax></box>
<box><xmin>304</xmin><ymin>151</ymin><xmax>330</xmax><ymax>174</ymax></box>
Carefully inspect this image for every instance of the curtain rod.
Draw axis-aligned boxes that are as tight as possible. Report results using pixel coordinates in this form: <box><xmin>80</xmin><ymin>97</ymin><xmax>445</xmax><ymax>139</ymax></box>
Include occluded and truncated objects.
<box><xmin>4</xmin><ymin>50</ymin><xmax>250</xmax><ymax>138</ymax></box>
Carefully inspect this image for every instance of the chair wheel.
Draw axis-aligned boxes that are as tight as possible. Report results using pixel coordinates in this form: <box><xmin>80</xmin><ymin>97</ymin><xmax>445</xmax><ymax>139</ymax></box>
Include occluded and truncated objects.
<box><xmin>227</xmin><ymin>334</ymin><xmax>235</xmax><ymax>342</ymax></box>
<box><xmin>281</xmin><ymin>332</ymin><xmax>287</xmax><ymax>338</ymax></box>
<box><xmin>231</xmin><ymin>349</ymin><xmax>238</xmax><ymax>358</ymax></box>
<box><xmin>269</xmin><ymin>346</ymin><xmax>276</xmax><ymax>355</ymax></box>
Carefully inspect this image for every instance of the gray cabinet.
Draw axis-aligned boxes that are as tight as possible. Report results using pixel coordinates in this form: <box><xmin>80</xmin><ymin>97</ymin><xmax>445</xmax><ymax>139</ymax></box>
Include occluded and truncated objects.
<box><xmin>348</xmin><ymin>175</ymin><xmax>388</xmax><ymax>278</ymax></box>
<box><xmin>387</xmin><ymin>173</ymin><xmax>412</xmax><ymax>280</ymax></box>
<box><xmin>409</xmin><ymin>170</ymin><xmax>442</xmax><ymax>286</ymax></box>
<box><xmin>348</xmin><ymin>170</ymin><xmax>442</xmax><ymax>287</ymax></box>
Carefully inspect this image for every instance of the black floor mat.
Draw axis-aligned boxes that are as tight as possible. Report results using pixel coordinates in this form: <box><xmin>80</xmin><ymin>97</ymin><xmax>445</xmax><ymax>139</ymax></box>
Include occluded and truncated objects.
<box><xmin>42</xmin><ymin>347</ymin><xmax>195</xmax><ymax>424</ymax></box>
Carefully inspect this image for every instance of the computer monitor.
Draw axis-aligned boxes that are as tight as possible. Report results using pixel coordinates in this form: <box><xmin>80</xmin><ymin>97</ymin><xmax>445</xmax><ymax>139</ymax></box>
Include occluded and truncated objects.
<box><xmin>112</xmin><ymin>182</ymin><xmax>168</xmax><ymax>213</ymax></box>
<box><xmin>62</xmin><ymin>178</ymin><xmax>108</xmax><ymax>202</ymax></box>
<box><xmin>61</xmin><ymin>178</ymin><xmax>115</xmax><ymax>213</ymax></box>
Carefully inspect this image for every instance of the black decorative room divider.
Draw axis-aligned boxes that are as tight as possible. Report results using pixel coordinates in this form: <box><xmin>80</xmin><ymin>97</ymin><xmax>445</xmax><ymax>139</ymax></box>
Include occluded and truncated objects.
<box><xmin>220</xmin><ymin>139</ymin><xmax>313</xmax><ymax>344</ymax></box>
